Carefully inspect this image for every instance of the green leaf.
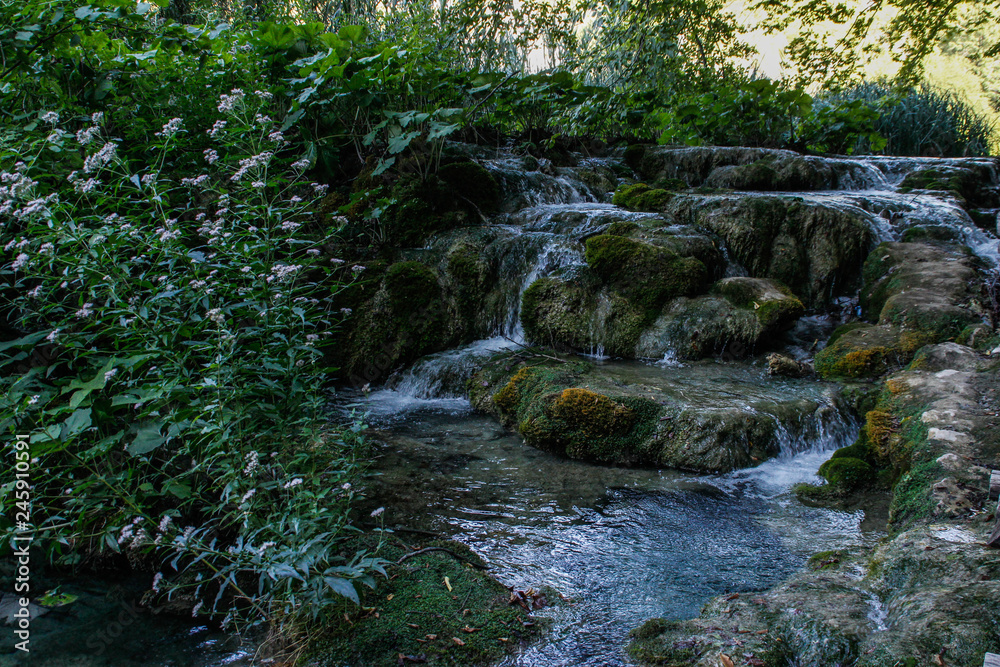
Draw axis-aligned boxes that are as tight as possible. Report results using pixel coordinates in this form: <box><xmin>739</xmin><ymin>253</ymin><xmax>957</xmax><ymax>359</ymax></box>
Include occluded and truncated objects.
<box><xmin>128</xmin><ymin>424</ymin><xmax>167</xmax><ymax>456</ymax></box>
<box><xmin>370</xmin><ymin>157</ymin><xmax>395</xmax><ymax>177</ymax></box>
<box><xmin>62</xmin><ymin>409</ymin><xmax>92</xmax><ymax>438</ymax></box>
<box><xmin>325</xmin><ymin>576</ymin><xmax>360</xmax><ymax>604</ymax></box>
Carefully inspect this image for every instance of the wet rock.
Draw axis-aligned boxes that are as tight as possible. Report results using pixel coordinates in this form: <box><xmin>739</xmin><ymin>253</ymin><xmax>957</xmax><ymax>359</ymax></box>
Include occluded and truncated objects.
<box><xmin>705</xmin><ymin>155</ymin><xmax>837</xmax><ymax>191</ymax></box>
<box><xmin>669</xmin><ymin>194</ymin><xmax>874</xmax><ymax>308</ymax></box>
<box><xmin>767</xmin><ymin>353</ymin><xmax>813</xmax><ymax>378</ymax></box>
<box><xmin>632</xmin><ymin>346</ymin><xmax>1000</xmax><ymax>667</ymax></box>
<box><xmin>629</xmin><ymin>145</ymin><xmax>878</xmax><ymax>190</ymax></box>
<box><xmin>814</xmin><ymin>324</ymin><xmax>922</xmax><ymax>379</ymax></box>
<box><xmin>861</xmin><ymin>241</ymin><xmax>982</xmax><ymax>338</ymax></box>
<box><xmin>815</xmin><ymin>242</ymin><xmax>986</xmax><ymax>380</ymax></box>
<box><xmin>470</xmin><ymin>356</ymin><xmax>848</xmax><ymax>472</ymax></box>
<box><xmin>899</xmin><ymin>163</ymin><xmax>1000</xmax><ymax>209</ymax></box>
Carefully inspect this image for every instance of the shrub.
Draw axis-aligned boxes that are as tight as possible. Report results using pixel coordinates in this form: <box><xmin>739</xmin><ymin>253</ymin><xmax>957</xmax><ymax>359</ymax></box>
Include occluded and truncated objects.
<box><xmin>0</xmin><ymin>86</ymin><xmax>384</xmax><ymax>629</ymax></box>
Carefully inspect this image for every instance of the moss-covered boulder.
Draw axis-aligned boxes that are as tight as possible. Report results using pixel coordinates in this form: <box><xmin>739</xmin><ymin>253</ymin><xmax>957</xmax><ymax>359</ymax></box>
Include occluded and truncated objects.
<box><xmin>899</xmin><ymin>163</ymin><xmax>1000</xmax><ymax>209</ymax></box>
<box><xmin>633</xmin><ymin>278</ymin><xmax>803</xmax><ymax>361</ymax></box>
<box><xmin>670</xmin><ymin>194</ymin><xmax>874</xmax><ymax>308</ymax></box>
<box><xmin>629</xmin><ymin>145</ymin><xmax>876</xmax><ymax>191</ymax></box>
<box><xmin>584</xmin><ymin>234</ymin><xmax>707</xmax><ymax>319</ymax></box>
<box><xmin>437</xmin><ymin>159</ymin><xmax>501</xmax><ymax>211</ymax></box>
<box><xmin>861</xmin><ymin>241</ymin><xmax>982</xmax><ymax>340</ymax></box>
<box><xmin>712</xmin><ymin>276</ymin><xmax>804</xmax><ymax>329</ymax></box>
<box><xmin>814</xmin><ymin>324</ymin><xmax>926</xmax><ymax>379</ymax></box>
<box><xmin>705</xmin><ymin>155</ymin><xmax>837</xmax><ymax>191</ymax></box>
<box><xmin>471</xmin><ymin>355</ymin><xmax>846</xmax><ymax>471</ymax></box>
<box><xmin>636</xmin><ymin>295</ymin><xmax>766</xmax><ymax>360</ymax></box>
<box><xmin>611</xmin><ymin>182</ymin><xmax>680</xmax><ymax>211</ymax></box>
<box><xmin>345</xmin><ymin>261</ymin><xmax>450</xmax><ymax>385</ymax></box>
<box><xmin>520</xmin><ymin>277</ymin><xmax>599</xmax><ymax>352</ymax></box>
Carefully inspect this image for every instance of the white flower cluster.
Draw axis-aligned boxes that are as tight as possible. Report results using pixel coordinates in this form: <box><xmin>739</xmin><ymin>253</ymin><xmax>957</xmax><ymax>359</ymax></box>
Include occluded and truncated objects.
<box><xmin>217</xmin><ymin>88</ymin><xmax>245</xmax><ymax>113</ymax></box>
<box><xmin>83</xmin><ymin>142</ymin><xmax>117</xmax><ymax>173</ymax></box>
<box><xmin>155</xmin><ymin>117</ymin><xmax>184</xmax><ymax>138</ymax></box>
<box><xmin>180</xmin><ymin>174</ymin><xmax>209</xmax><ymax>188</ymax></box>
<box><xmin>207</xmin><ymin>120</ymin><xmax>227</xmax><ymax>139</ymax></box>
<box><xmin>231</xmin><ymin>151</ymin><xmax>273</xmax><ymax>183</ymax></box>
<box><xmin>76</xmin><ymin>125</ymin><xmax>101</xmax><ymax>146</ymax></box>
<box><xmin>266</xmin><ymin>263</ymin><xmax>301</xmax><ymax>284</ymax></box>
<box><xmin>203</xmin><ymin>148</ymin><xmax>219</xmax><ymax>164</ymax></box>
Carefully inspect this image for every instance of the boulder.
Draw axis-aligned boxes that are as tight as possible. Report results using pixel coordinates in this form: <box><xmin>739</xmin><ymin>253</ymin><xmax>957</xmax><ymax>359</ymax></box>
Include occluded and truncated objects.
<box><xmin>470</xmin><ymin>356</ymin><xmax>847</xmax><ymax>472</ymax></box>
<box><xmin>670</xmin><ymin>194</ymin><xmax>875</xmax><ymax>308</ymax></box>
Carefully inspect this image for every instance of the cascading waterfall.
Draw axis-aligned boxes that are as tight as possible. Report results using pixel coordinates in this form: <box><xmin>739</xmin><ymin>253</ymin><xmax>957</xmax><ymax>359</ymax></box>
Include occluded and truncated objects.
<box><xmin>341</xmin><ymin>145</ymin><xmax>999</xmax><ymax>666</ymax></box>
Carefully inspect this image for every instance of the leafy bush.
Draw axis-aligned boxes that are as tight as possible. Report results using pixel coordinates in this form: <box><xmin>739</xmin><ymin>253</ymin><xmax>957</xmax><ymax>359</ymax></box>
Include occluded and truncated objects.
<box><xmin>653</xmin><ymin>77</ymin><xmax>885</xmax><ymax>153</ymax></box>
<box><xmin>0</xmin><ymin>12</ymin><xmax>388</xmax><ymax>631</ymax></box>
<box><xmin>830</xmin><ymin>82</ymin><xmax>995</xmax><ymax>156</ymax></box>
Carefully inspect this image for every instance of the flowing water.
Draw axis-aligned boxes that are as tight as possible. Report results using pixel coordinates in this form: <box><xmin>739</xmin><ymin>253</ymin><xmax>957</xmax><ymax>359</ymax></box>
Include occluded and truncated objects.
<box><xmin>341</xmin><ymin>366</ymin><xmax>874</xmax><ymax>666</ymax></box>
<box><xmin>12</xmin><ymin>147</ymin><xmax>997</xmax><ymax>665</ymax></box>
<box><xmin>343</xmin><ymin>146</ymin><xmax>999</xmax><ymax>664</ymax></box>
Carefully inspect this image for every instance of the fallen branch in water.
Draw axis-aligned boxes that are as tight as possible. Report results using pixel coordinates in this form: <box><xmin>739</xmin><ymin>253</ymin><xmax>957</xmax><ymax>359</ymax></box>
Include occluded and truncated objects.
<box><xmin>500</xmin><ymin>336</ymin><xmax>567</xmax><ymax>364</ymax></box>
<box><xmin>395</xmin><ymin>547</ymin><xmax>490</xmax><ymax>570</ymax></box>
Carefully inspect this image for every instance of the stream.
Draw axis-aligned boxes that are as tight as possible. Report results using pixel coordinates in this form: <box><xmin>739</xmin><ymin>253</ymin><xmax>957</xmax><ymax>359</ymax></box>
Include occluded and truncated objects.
<box><xmin>6</xmin><ymin>144</ymin><xmax>997</xmax><ymax>665</ymax></box>
<box><xmin>336</xmin><ymin>145</ymin><xmax>997</xmax><ymax>664</ymax></box>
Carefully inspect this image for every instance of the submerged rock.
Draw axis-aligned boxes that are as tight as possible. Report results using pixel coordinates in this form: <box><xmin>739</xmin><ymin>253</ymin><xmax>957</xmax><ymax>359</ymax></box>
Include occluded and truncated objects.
<box><xmin>766</xmin><ymin>352</ymin><xmax>813</xmax><ymax>378</ymax></box>
<box><xmin>470</xmin><ymin>355</ymin><xmax>849</xmax><ymax>472</ymax></box>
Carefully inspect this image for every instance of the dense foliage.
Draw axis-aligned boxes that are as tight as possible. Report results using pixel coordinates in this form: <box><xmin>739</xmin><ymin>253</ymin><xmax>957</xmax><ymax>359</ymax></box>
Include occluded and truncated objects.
<box><xmin>0</xmin><ymin>0</ymin><xmax>996</xmax><ymax>658</ymax></box>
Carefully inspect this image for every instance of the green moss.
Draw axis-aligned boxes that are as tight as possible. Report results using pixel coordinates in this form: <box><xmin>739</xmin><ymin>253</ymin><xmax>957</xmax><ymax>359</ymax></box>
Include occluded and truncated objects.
<box><xmin>386</xmin><ymin>261</ymin><xmax>440</xmax><ymax>313</ymax></box>
<box><xmin>481</xmin><ymin>361</ymin><xmax>665</xmax><ymax>465</ymax></box>
<box><xmin>888</xmin><ymin>459</ymin><xmax>944</xmax><ymax>532</ymax></box>
<box><xmin>520</xmin><ymin>278</ymin><xmax>596</xmax><ymax>350</ymax></box>
<box><xmin>814</xmin><ymin>326</ymin><xmax>928</xmax><ymax>380</ymax></box>
<box><xmin>898</xmin><ymin>167</ymin><xmax>979</xmax><ymax>203</ymax></box>
<box><xmin>313</xmin><ymin>536</ymin><xmax>539</xmax><ymax>666</ymax></box>
<box><xmin>437</xmin><ymin>160</ymin><xmax>501</xmax><ymax>211</ymax></box>
<box><xmin>827</xmin><ymin>322</ymin><xmax>870</xmax><ymax>348</ymax></box>
<box><xmin>807</xmin><ymin>550</ymin><xmax>846</xmax><ymax>570</ymax></box>
<box><xmin>818</xmin><ymin>457</ymin><xmax>876</xmax><ymax>490</ymax></box>
<box><xmin>345</xmin><ymin>261</ymin><xmax>449</xmax><ymax>383</ymax></box>
<box><xmin>611</xmin><ymin>182</ymin><xmax>675</xmax><ymax>211</ymax></box>
<box><xmin>605</xmin><ymin>220</ymin><xmax>640</xmax><ymax>236</ymax></box>
<box><xmin>585</xmin><ymin>235</ymin><xmax>707</xmax><ymax>321</ymax></box>
<box><xmin>900</xmin><ymin>225</ymin><xmax>962</xmax><ymax>243</ymax></box>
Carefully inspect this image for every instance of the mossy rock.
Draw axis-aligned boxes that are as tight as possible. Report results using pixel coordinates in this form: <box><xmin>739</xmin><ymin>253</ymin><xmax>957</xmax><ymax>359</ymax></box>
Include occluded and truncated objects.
<box><xmin>520</xmin><ymin>277</ymin><xmax>597</xmax><ymax>352</ymax></box>
<box><xmin>861</xmin><ymin>242</ymin><xmax>982</xmax><ymax>342</ymax></box>
<box><xmin>705</xmin><ymin>155</ymin><xmax>836</xmax><ymax>191</ymax></box>
<box><xmin>473</xmin><ymin>356</ymin><xmax>843</xmax><ymax>472</ymax></box>
<box><xmin>585</xmin><ymin>234</ymin><xmax>707</xmax><ymax>320</ymax></box>
<box><xmin>898</xmin><ymin>165</ymin><xmax>998</xmax><ymax>208</ymax></box>
<box><xmin>900</xmin><ymin>225</ymin><xmax>962</xmax><ymax>243</ymax></box>
<box><xmin>672</xmin><ymin>194</ymin><xmax>874</xmax><ymax>308</ymax></box>
<box><xmin>345</xmin><ymin>261</ymin><xmax>450</xmax><ymax>385</ymax></box>
<box><xmin>712</xmin><ymin>277</ymin><xmax>804</xmax><ymax>329</ymax></box>
<box><xmin>611</xmin><ymin>182</ymin><xmax>676</xmax><ymax>211</ymax></box>
<box><xmin>636</xmin><ymin>295</ymin><xmax>765</xmax><ymax>360</ymax></box>
<box><xmin>818</xmin><ymin>457</ymin><xmax>877</xmax><ymax>490</ymax></box>
<box><xmin>827</xmin><ymin>321</ymin><xmax>870</xmax><ymax>348</ymax></box>
<box><xmin>814</xmin><ymin>324</ymin><xmax>928</xmax><ymax>380</ymax></box>
<box><xmin>437</xmin><ymin>160</ymin><xmax>501</xmax><ymax>211</ymax></box>
<box><xmin>520</xmin><ymin>276</ymin><xmax>664</xmax><ymax>358</ymax></box>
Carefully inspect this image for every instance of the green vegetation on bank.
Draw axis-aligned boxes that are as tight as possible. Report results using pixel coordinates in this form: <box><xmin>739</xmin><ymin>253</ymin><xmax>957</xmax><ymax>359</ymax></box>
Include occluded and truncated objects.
<box><xmin>1</xmin><ymin>0</ymin><xmax>998</xmax><ymax>661</ymax></box>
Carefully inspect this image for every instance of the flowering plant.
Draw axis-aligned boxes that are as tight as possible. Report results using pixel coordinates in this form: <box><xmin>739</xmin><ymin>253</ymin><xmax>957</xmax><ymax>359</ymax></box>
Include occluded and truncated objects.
<box><xmin>1</xmin><ymin>81</ymin><xmax>384</xmax><ymax>628</ymax></box>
